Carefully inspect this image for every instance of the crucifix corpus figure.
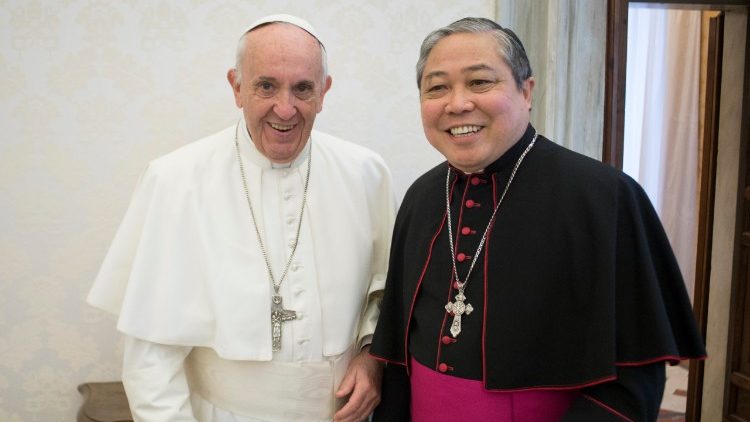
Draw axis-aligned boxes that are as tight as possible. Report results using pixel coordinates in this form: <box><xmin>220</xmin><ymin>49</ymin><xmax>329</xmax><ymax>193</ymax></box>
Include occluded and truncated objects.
<box><xmin>271</xmin><ymin>294</ymin><xmax>297</xmax><ymax>351</ymax></box>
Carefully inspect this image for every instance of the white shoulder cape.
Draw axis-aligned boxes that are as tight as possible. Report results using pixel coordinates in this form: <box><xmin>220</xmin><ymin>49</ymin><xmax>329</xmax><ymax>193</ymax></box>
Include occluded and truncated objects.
<box><xmin>88</xmin><ymin>126</ymin><xmax>396</xmax><ymax>360</ymax></box>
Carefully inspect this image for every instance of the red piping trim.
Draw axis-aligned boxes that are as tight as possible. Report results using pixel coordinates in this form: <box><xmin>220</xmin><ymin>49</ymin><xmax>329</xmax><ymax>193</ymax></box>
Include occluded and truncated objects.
<box><xmin>482</xmin><ymin>374</ymin><xmax>617</xmax><ymax>393</ymax></box>
<box><xmin>454</xmin><ymin>173</ymin><xmax>471</xmax><ymax>257</ymax></box>
<box><xmin>581</xmin><ymin>394</ymin><xmax>633</xmax><ymax>421</ymax></box>
<box><xmin>434</xmin><ymin>297</ymin><xmax>451</xmax><ymax>369</ymax></box>
<box><xmin>367</xmin><ymin>352</ymin><xmax>406</xmax><ymax>366</ymax></box>
<box><xmin>481</xmin><ymin>173</ymin><xmax>498</xmax><ymax>385</ymax></box>
<box><xmin>616</xmin><ymin>354</ymin><xmax>707</xmax><ymax>366</ymax></box>
<box><xmin>435</xmin><ymin>176</ymin><xmax>468</xmax><ymax>369</ymax></box>
<box><xmin>404</xmin><ymin>170</ymin><xmax>456</xmax><ymax>375</ymax></box>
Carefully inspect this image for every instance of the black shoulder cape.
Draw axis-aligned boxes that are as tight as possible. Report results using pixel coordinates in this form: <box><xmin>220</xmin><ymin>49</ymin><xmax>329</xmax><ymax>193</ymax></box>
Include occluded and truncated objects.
<box><xmin>370</xmin><ymin>126</ymin><xmax>706</xmax><ymax>419</ymax></box>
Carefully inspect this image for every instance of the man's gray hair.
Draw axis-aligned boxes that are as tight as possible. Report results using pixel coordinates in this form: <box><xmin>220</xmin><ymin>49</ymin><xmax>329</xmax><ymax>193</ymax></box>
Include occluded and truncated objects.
<box><xmin>233</xmin><ymin>22</ymin><xmax>328</xmax><ymax>87</ymax></box>
<box><xmin>416</xmin><ymin>17</ymin><xmax>532</xmax><ymax>90</ymax></box>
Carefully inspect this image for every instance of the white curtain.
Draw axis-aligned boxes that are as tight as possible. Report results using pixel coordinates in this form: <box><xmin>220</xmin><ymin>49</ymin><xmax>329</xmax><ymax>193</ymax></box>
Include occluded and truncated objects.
<box><xmin>623</xmin><ymin>7</ymin><xmax>702</xmax><ymax>301</ymax></box>
<box><xmin>495</xmin><ymin>0</ymin><xmax>607</xmax><ymax>160</ymax></box>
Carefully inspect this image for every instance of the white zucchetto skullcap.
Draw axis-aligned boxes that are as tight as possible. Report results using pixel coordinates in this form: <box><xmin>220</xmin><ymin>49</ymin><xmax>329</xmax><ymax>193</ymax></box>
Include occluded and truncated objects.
<box><xmin>243</xmin><ymin>14</ymin><xmax>325</xmax><ymax>50</ymax></box>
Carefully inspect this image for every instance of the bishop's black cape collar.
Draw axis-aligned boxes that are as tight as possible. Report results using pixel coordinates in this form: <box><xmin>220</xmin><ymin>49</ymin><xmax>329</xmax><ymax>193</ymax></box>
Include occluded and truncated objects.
<box><xmin>370</xmin><ymin>123</ymin><xmax>706</xmax><ymax>391</ymax></box>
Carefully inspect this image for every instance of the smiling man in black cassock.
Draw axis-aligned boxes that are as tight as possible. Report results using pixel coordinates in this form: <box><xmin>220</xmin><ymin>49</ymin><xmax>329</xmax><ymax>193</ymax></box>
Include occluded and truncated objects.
<box><xmin>370</xmin><ymin>17</ymin><xmax>706</xmax><ymax>422</ymax></box>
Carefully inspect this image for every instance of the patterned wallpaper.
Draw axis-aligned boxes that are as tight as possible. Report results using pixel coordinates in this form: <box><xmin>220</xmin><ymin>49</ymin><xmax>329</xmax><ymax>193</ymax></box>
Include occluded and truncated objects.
<box><xmin>0</xmin><ymin>1</ymin><xmax>494</xmax><ymax>420</ymax></box>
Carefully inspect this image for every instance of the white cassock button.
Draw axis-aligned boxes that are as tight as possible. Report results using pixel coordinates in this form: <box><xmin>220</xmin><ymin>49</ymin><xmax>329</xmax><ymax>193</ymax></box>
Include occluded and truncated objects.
<box><xmin>297</xmin><ymin>339</ymin><xmax>308</xmax><ymax>345</ymax></box>
<box><xmin>286</xmin><ymin>216</ymin><xmax>295</xmax><ymax>225</ymax></box>
<box><xmin>293</xmin><ymin>286</ymin><xmax>304</xmax><ymax>296</ymax></box>
<box><xmin>292</xmin><ymin>263</ymin><xmax>301</xmax><ymax>272</ymax></box>
<box><xmin>284</xmin><ymin>192</ymin><xmax>293</xmax><ymax>200</ymax></box>
<box><xmin>288</xmin><ymin>238</ymin><xmax>296</xmax><ymax>248</ymax></box>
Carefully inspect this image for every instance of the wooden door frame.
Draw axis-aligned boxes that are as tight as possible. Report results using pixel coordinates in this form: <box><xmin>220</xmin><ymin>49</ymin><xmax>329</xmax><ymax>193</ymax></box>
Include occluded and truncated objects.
<box><xmin>604</xmin><ymin>2</ymin><xmax>748</xmax><ymax>166</ymax></box>
<box><xmin>724</xmin><ymin>7</ymin><xmax>750</xmax><ymax>420</ymax></box>
<box><xmin>692</xmin><ymin>12</ymin><xmax>723</xmax><ymax>420</ymax></box>
<box><xmin>603</xmin><ymin>1</ymin><xmax>750</xmax><ymax>420</ymax></box>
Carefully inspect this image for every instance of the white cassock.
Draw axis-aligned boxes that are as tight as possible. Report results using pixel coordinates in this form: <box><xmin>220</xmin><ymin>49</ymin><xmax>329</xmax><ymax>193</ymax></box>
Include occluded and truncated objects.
<box><xmin>87</xmin><ymin>120</ymin><xmax>397</xmax><ymax>421</ymax></box>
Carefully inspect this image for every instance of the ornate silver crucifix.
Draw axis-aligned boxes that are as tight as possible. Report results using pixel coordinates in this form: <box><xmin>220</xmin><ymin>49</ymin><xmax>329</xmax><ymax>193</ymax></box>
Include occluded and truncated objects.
<box><xmin>445</xmin><ymin>290</ymin><xmax>473</xmax><ymax>337</ymax></box>
<box><xmin>271</xmin><ymin>295</ymin><xmax>296</xmax><ymax>351</ymax></box>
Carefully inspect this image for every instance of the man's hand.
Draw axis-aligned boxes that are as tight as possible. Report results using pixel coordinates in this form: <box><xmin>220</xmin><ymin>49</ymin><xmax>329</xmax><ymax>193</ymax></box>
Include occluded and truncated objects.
<box><xmin>333</xmin><ymin>346</ymin><xmax>384</xmax><ymax>422</ymax></box>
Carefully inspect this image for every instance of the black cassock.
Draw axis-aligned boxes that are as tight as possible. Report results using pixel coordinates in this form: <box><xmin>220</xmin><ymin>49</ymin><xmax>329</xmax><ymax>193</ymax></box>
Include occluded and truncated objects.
<box><xmin>370</xmin><ymin>125</ymin><xmax>707</xmax><ymax>421</ymax></box>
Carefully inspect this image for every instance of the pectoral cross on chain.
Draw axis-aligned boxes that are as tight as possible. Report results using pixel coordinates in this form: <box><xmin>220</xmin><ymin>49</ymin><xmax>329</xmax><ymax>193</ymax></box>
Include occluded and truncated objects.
<box><xmin>445</xmin><ymin>291</ymin><xmax>473</xmax><ymax>337</ymax></box>
<box><xmin>271</xmin><ymin>295</ymin><xmax>296</xmax><ymax>351</ymax></box>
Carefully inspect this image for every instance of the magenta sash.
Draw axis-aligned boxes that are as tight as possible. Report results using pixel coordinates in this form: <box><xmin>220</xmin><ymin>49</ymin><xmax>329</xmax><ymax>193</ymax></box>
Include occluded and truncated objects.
<box><xmin>410</xmin><ymin>357</ymin><xmax>579</xmax><ymax>421</ymax></box>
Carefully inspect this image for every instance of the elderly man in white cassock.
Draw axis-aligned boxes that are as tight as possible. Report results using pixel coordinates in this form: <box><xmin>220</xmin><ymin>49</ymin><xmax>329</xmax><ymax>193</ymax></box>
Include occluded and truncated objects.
<box><xmin>87</xmin><ymin>14</ymin><xmax>396</xmax><ymax>422</ymax></box>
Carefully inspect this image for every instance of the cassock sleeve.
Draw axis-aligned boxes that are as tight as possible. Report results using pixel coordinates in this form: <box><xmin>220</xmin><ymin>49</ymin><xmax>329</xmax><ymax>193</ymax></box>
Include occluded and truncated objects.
<box><xmin>122</xmin><ymin>336</ymin><xmax>197</xmax><ymax>422</ymax></box>
<box><xmin>372</xmin><ymin>363</ymin><xmax>411</xmax><ymax>422</ymax></box>
<box><xmin>561</xmin><ymin>363</ymin><xmax>666</xmax><ymax>422</ymax></box>
<box><xmin>356</xmin><ymin>163</ymin><xmax>398</xmax><ymax>348</ymax></box>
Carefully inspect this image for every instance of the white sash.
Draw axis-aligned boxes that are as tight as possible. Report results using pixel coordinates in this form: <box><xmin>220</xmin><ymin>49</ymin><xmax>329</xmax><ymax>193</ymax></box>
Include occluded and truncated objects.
<box><xmin>184</xmin><ymin>346</ymin><xmax>355</xmax><ymax>421</ymax></box>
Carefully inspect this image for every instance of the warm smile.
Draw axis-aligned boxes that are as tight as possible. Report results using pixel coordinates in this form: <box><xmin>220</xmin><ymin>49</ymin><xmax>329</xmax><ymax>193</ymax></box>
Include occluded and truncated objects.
<box><xmin>448</xmin><ymin>125</ymin><xmax>484</xmax><ymax>137</ymax></box>
<box><xmin>269</xmin><ymin>122</ymin><xmax>296</xmax><ymax>132</ymax></box>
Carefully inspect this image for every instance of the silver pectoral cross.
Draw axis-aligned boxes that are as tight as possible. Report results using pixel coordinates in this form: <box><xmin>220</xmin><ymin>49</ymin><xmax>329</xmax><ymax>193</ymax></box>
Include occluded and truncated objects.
<box><xmin>271</xmin><ymin>294</ymin><xmax>296</xmax><ymax>351</ymax></box>
<box><xmin>445</xmin><ymin>291</ymin><xmax>473</xmax><ymax>337</ymax></box>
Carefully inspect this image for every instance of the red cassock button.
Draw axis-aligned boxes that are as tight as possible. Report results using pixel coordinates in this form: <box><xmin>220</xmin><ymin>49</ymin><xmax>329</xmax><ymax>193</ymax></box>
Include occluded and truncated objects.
<box><xmin>461</xmin><ymin>226</ymin><xmax>471</xmax><ymax>235</ymax></box>
<box><xmin>457</xmin><ymin>253</ymin><xmax>466</xmax><ymax>262</ymax></box>
<box><xmin>453</xmin><ymin>281</ymin><xmax>461</xmax><ymax>289</ymax></box>
<box><xmin>465</xmin><ymin>199</ymin><xmax>475</xmax><ymax>208</ymax></box>
<box><xmin>438</xmin><ymin>363</ymin><xmax>449</xmax><ymax>373</ymax></box>
<box><xmin>471</xmin><ymin>176</ymin><xmax>481</xmax><ymax>186</ymax></box>
<box><xmin>441</xmin><ymin>335</ymin><xmax>453</xmax><ymax>345</ymax></box>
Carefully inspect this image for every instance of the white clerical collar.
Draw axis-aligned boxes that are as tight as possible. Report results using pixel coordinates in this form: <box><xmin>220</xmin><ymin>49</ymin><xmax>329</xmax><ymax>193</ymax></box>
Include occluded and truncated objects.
<box><xmin>237</xmin><ymin>119</ymin><xmax>311</xmax><ymax>170</ymax></box>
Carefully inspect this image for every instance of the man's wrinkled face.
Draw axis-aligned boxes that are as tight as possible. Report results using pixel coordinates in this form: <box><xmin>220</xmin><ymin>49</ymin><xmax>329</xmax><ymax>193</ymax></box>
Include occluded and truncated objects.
<box><xmin>228</xmin><ymin>23</ymin><xmax>331</xmax><ymax>163</ymax></box>
<box><xmin>419</xmin><ymin>32</ymin><xmax>533</xmax><ymax>173</ymax></box>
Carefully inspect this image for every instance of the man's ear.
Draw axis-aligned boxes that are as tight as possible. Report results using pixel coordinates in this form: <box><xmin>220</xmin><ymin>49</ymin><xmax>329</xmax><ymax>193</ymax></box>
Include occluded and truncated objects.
<box><xmin>227</xmin><ymin>68</ymin><xmax>242</xmax><ymax>108</ymax></box>
<box><xmin>316</xmin><ymin>75</ymin><xmax>333</xmax><ymax>113</ymax></box>
<box><xmin>522</xmin><ymin>77</ymin><xmax>535</xmax><ymax>111</ymax></box>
